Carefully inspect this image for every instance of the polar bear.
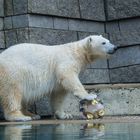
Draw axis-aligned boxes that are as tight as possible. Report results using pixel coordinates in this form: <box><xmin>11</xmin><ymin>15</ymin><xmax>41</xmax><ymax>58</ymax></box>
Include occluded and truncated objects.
<box><xmin>0</xmin><ymin>35</ymin><xmax>117</xmax><ymax>121</ymax></box>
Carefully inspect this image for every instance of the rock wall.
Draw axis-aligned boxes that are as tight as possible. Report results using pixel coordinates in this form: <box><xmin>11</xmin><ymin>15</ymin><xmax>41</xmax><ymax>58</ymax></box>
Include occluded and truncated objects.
<box><xmin>2</xmin><ymin>0</ymin><xmax>140</xmax><ymax>84</ymax></box>
<box><xmin>106</xmin><ymin>0</ymin><xmax>140</xmax><ymax>83</ymax></box>
<box><xmin>0</xmin><ymin>0</ymin><xmax>140</xmax><ymax>117</ymax></box>
<box><xmin>3</xmin><ymin>0</ymin><xmax>108</xmax><ymax>85</ymax></box>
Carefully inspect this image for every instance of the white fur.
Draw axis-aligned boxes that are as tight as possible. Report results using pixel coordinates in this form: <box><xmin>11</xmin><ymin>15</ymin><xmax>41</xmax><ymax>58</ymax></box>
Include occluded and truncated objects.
<box><xmin>0</xmin><ymin>35</ymin><xmax>116</xmax><ymax>121</ymax></box>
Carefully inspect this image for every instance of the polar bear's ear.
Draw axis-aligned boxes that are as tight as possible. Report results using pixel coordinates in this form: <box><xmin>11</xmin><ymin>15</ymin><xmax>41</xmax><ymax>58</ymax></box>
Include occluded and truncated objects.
<box><xmin>86</xmin><ymin>37</ymin><xmax>92</xmax><ymax>50</ymax></box>
<box><xmin>89</xmin><ymin>37</ymin><xmax>92</xmax><ymax>42</ymax></box>
<box><xmin>88</xmin><ymin>37</ymin><xmax>92</xmax><ymax>44</ymax></box>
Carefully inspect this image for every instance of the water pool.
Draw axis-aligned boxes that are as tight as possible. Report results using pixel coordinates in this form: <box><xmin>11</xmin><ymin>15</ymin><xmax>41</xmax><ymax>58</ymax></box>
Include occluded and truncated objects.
<box><xmin>0</xmin><ymin>122</ymin><xmax>140</xmax><ymax>140</ymax></box>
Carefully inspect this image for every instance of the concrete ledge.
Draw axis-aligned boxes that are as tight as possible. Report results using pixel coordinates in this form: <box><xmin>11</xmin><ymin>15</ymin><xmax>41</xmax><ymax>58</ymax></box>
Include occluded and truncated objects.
<box><xmin>35</xmin><ymin>84</ymin><xmax>140</xmax><ymax>117</ymax></box>
<box><xmin>59</xmin><ymin>84</ymin><xmax>140</xmax><ymax>116</ymax></box>
<box><xmin>84</xmin><ymin>83</ymin><xmax>140</xmax><ymax>90</ymax></box>
<box><xmin>1</xmin><ymin>116</ymin><xmax>140</xmax><ymax>124</ymax></box>
<box><xmin>86</xmin><ymin>84</ymin><xmax>140</xmax><ymax>115</ymax></box>
<box><xmin>32</xmin><ymin>84</ymin><xmax>140</xmax><ymax>117</ymax></box>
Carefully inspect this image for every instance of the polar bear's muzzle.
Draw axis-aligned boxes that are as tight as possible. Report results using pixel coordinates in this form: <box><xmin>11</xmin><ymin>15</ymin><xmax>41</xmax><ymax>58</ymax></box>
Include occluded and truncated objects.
<box><xmin>107</xmin><ymin>45</ymin><xmax>118</xmax><ymax>54</ymax></box>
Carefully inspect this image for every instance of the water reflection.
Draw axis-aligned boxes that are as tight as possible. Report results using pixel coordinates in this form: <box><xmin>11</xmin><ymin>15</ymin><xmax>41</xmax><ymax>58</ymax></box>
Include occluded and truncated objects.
<box><xmin>80</xmin><ymin>123</ymin><xmax>105</xmax><ymax>138</ymax></box>
<box><xmin>54</xmin><ymin>123</ymin><xmax>105</xmax><ymax>140</ymax></box>
<box><xmin>4</xmin><ymin>124</ymin><xmax>32</xmax><ymax>140</ymax></box>
<box><xmin>1</xmin><ymin>122</ymin><xmax>140</xmax><ymax>140</ymax></box>
<box><xmin>0</xmin><ymin>123</ymin><xmax>105</xmax><ymax>140</ymax></box>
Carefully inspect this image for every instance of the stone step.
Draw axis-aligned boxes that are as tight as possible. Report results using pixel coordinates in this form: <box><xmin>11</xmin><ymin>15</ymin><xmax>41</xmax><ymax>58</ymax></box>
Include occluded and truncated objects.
<box><xmin>59</xmin><ymin>84</ymin><xmax>140</xmax><ymax>116</ymax></box>
<box><xmin>85</xmin><ymin>84</ymin><xmax>140</xmax><ymax>115</ymax></box>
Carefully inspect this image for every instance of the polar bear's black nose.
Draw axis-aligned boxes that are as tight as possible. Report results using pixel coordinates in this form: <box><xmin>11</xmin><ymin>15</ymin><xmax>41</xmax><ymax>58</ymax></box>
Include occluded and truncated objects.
<box><xmin>107</xmin><ymin>45</ymin><xmax>118</xmax><ymax>54</ymax></box>
<box><xmin>108</xmin><ymin>49</ymin><xmax>115</xmax><ymax>54</ymax></box>
<box><xmin>114</xmin><ymin>45</ymin><xmax>118</xmax><ymax>50</ymax></box>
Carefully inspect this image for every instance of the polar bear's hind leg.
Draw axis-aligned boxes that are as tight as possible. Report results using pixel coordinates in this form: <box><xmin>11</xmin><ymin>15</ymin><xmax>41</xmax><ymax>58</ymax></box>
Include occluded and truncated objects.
<box><xmin>0</xmin><ymin>65</ymin><xmax>32</xmax><ymax>121</ymax></box>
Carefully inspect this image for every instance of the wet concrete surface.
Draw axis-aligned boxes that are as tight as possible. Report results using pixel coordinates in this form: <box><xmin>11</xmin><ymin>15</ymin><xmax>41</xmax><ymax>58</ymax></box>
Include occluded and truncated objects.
<box><xmin>1</xmin><ymin>116</ymin><xmax>140</xmax><ymax>125</ymax></box>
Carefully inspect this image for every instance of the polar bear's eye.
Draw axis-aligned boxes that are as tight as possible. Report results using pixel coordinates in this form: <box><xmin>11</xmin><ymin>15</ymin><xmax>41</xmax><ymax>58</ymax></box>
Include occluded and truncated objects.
<box><xmin>102</xmin><ymin>42</ymin><xmax>106</xmax><ymax>45</ymax></box>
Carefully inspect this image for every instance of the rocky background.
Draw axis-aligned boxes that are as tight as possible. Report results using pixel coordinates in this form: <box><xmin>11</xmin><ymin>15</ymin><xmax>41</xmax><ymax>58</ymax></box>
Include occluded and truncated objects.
<box><xmin>0</xmin><ymin>0</ymin><xmax>140</xmax><ymax>118</ymax></box>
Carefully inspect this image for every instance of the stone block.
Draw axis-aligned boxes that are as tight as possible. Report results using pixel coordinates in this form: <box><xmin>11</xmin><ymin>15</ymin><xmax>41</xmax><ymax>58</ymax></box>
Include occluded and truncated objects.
<box><xmin>110</xmin><ymin>65</ymin><xmax>140</xmax><ymax>83</ymax></box>
<box><xmin>5</xmin><ymin>0</ymin><xmax>14</xmax><ymax>16</ymax></box>
<box><xmin>16</xmin><ymin>28</ymin><xmax>30</xmax><ymax>43</ymax></box>
<box><xmin>78</xmin><ymin>32</ymin><xmax>98</xmax><ymax>39</ymax></box>
<box><xmin>5</xmin><ymin>30</ymin><xmax>17</xmax><ymax>48</ymax></box>
<box><xmin>80</xmin><ymin>69</ymin><xmax>110</xmax><ymax>84</ymax></box>
<box><xmin>28</xmin><ymin>0</ymin><xmax>80</xmax><ymax>18</ymax></box>
<box><xmin>91</xmin><ymin>85</ymin><xmax>140</xmax><ymax>115</ymax></box>
<box><xmin>79</xmin><ymin>0</ymin><xmax>105</xmax><ymax>21</ymax></box>
<box><xmin>78</xmin><ymin>32</ymin><xmax>108</xmax><ymax>40</ymax></box>
<box><xmin>0</xmin><ymin>31</ymin><xmax>5</xmax><ymax>49</ymax></box>
<box><xmin>0</xmin><ymin>18</ymin><xmax>3</xmax><ymax>30</ymax></box>
<box><xmin>4</xmin><ymin>17</ymin><xmax>12</xmax><ymax>30</ymax></box>
<box><xmin>5</xmin><ymin>28</ymin><xmax>29</xmax><ymax>47</ymax></box>
<box><xmin>29</xmin><ymin>28</ymin><xmax>77</xmax><ymax>45</ymax></box>
<box><xmin>35</xmin><ymin>97</ymin><xmax>52</xmax><ymax>116</ymax></box>
<box><xmin>94</xmin><ymin>88</ymin><xmax>130</xmax><ymax>115</ymax></box>
<box><xmin>13</xmin><ymin>0</ymin><xmax>28</xmax><ymax>15</ymax></box>
<box><xmin>54</xmin><ymin>17</ymin><xmax>68</xmax><ymax>30</ymax></box>
<box><xmin>106</xmin><ymin>21</ymin><xmax>120</xmax><ymax>33</ymax></box>
<box><xmin>119</xmin><ymin>18</ymin><xmax>140</xmax><ymax>32</ymax></box>
<box><xmin>29</xmin><ymin>15</ymin><xmax>53</xmax><ymax>29</ymax></box>
<box><xmin>12</xmin><ymin>15</ymin><xmax>29</xmax><ymax>28</ymax></box>
<box><xmin>109</xmin><ymin>46</ymin><xmax>140</xmax><ymax>68</ymax></box>
<box><xmin>0</xmin><ymin>0</ymin><xmax>4</xmax><ymax>17</ymax></box>
<box><xmin>106</xmin><ymin>0</ymin><xmax>140</xmax><ymax>20</ymax></box>
<box><xmin>69</xmin><ymin>19</ymin><xmax>104</xmax><ymax>33</ymax></box>
<box><xmin>109</xmin><ymin>31</ymin><xmax>140</xmax><ymax>47</ymax></box>
<box><xmin>90</xmin><ymin>59</ymin><xmax>108</xmax><ymax>69</ymax></box>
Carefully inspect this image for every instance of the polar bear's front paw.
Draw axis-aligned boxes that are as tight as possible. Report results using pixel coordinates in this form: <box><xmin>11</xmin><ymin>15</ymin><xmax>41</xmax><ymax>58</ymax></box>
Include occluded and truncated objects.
<box><xmin>6</xmin><ymin>115</ymin><xmax>32</xmax><ymax>122</ymax></box>
<box><xmin>55</xmin><ymin>111</ymin><xmax>73</xmax><ymax>120</ymax></box>
<box><xmin>5</xmin><ymin>111</ymin><xmax>32</xmax><ymax>122</ymax></box>
<box><xmin>83</xmin><ymin>94</ymin><xmax>97</xmax><ymax>100</ymax></box>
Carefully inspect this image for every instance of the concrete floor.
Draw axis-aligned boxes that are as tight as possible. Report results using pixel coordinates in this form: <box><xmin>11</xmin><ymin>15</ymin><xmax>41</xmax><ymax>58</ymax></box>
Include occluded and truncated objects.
<box><xmin>0</xmin><ymin>116</ymin><xmax>140</xmax><ymax>125</ymax></box>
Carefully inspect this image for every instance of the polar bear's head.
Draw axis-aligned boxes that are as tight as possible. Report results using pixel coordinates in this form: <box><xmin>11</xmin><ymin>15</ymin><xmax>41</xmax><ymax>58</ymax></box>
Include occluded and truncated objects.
<box><xmin>85</xmin><ymin>35</ymin><xmax>117</xmax><ymax>58</ymax></box>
